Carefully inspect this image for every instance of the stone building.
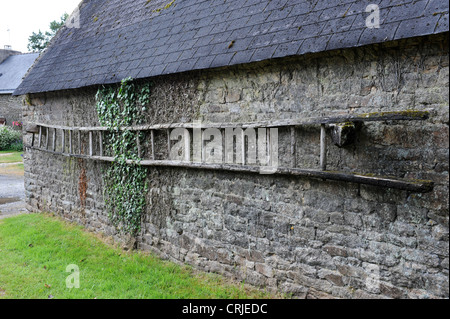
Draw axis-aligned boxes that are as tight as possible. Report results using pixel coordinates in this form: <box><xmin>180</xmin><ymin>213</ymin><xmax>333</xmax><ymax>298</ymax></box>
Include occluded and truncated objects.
<box><xmin>0</xmin><ymin>50</ymin><xmax>38</xmax><ymax>125</ymax></box>
<box><xmin>14</xmin><ymin>0</ymin><xmax>449</xmax><ymax>298</ymax></box>
<box><xmin>0</xmin><ymin>48</ymin><xmax>21</xmax><ymax>64</ymax></box>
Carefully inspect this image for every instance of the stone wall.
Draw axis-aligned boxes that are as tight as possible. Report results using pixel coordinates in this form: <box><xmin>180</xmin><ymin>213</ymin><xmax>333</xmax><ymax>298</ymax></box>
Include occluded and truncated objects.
<box><xmin>0</xmin><ymin>94</ymin><xmax>23</xmax><ymax>125</ymax></box>
<box><xmin>23</xmin><ymin>33</ymin><xmax>449</xmax><ymax>299</ymax></box>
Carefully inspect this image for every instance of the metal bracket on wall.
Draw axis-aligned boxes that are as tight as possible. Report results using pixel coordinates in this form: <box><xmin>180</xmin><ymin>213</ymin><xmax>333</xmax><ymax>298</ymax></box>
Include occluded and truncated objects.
<box><xmin>25</xmin><ymin>110</ymin><xmax>434</xmax><ymax>193</ymax></box>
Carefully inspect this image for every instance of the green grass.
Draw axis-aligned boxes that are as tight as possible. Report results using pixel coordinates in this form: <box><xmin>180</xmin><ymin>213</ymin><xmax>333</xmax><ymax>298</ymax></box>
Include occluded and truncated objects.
<box><xmin>0</xmin><ymin>214</ymin><xmax>273</xmax><ymax>299</ymax></box>
<box><xmin>0</xmin><ymin>151</ymin><xmax>23</xmax><ymax>164</ymax></box>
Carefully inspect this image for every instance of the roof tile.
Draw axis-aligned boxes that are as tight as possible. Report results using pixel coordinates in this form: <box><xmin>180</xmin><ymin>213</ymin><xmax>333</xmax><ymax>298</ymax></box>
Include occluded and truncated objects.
<box><xmin>358</xmin><ymin>22</ymin><xmax>400</xmax><ymax>46</ymax></box>
<box><xmin>435</xmin><ymin>13</ymin><xmax>449</xmax><ymax>33</ymax></box>
<box><xmin>272</xmin><ymin>41</ymin><xmax>302</xmax><ymax>58</ymax></box>
<box><xmin>394</xmin><ymin>14</ymin><xmax>441</xmax><ymax>40</ymax></box>
<box><xmin>14</xmin><ymin>0</ymin><xmax>449</xmax><ymax>95</ymax></box>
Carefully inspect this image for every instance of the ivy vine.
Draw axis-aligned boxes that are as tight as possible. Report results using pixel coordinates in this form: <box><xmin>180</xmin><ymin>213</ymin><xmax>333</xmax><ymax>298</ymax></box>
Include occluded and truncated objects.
<box><xmin>95</xmin><ymin>77</ymin><xmax>151</xmax><ymax>235</ymax></box>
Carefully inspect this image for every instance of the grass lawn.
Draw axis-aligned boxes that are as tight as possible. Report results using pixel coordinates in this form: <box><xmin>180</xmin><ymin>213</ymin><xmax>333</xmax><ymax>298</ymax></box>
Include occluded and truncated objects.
<box><xmin>0</xmin><ymin>151</ymin><xmax>23</xmax><ymax>164</ymax></box>
<box><xmin>0</xmin><ymin>163</ymin><xmax>24</xmax><ymax>176</ymax></box>
<box><xmin>0</xmin><ymin>150</ymin><xmax>24</xmax><ymax>176</ymax></box>
<box><xmin>0</xmin><ymin>214</ymin><xmax>274</xmax><ymax>299</ymax></box>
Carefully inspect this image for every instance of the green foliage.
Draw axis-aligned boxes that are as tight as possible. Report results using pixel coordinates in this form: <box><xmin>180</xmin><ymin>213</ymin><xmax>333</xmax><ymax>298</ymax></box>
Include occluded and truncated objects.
<box><xmin>27</xmin><ymin>13</ymin><xmax>68</xmax><ymax>52</ymax></box>
<box><xmin>96</xmin><ymin>78</ymin><xmax>152</xmax><ymax>235</ymax></box>
<box><xmin>9</xmin><ymin>141</ymin><xmax>24</xmax><ymax>152</ymax></box>
<box><xmin>0</xmin><ymin>126</ymin><xmax>23</xmax><ymax>151</ymax></box>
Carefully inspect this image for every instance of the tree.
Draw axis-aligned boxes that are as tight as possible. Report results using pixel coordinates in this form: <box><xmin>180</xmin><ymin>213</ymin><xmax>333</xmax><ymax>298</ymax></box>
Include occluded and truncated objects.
<box><xmin>27</xmin><ymin>13</ymin><xmax>68</xmax><ymax>53</ymax></box>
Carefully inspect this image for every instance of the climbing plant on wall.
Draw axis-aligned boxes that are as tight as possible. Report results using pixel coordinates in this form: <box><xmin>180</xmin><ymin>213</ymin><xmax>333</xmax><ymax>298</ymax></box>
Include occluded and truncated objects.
<box><xmin>95</xmin><ymin>77</ymin><xmax>151</xmax><ymax>235</ymax></box>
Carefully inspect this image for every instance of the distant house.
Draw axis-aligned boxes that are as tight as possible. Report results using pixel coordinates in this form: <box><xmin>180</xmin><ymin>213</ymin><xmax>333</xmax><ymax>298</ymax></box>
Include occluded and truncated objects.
<box><xmin>0</xmin><ymin>50</ymin><xmax>39</xmax><ymax>125</ymax></box>
<box><xmin>13</xmin><ymin>0</ymin><xmax>449</xmax><ymax>299</ymax></box>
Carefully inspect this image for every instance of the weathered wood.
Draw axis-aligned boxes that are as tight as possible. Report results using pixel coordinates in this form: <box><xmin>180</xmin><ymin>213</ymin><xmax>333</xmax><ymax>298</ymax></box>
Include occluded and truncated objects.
<box><xmin>136</xmin><ymin>131</ymin><xmax>141</xmax><ymax>158</ymax></box>
<box><xmin>241</xmin><ymin>129</ymin><xmax>245</xmax><ymax>165</ymax></box>
<box><xmin>201</xmin><ymin>129</ymin><xmax>206</xmax><ymax>163</ymax></box>
<box><xmin>258</xmin><ymin>128</ymin><xmax>267</xmax><ymax>166</ymax></box>
<box><xmin>143</xmin><ymin>163</ymin><xmax>433</xmax><ymax>193</ymax></box>
<box><xmin>52</xmin><ymin>128</ymin><xmax>56</xmax><ymax>152</ymax></box>
<box><xmin>184</xmin><ymin>129</ymin><xmax>190</xmax><ymax>162</ymax></box>
<box><xmin>270</xmin><ymin>128</ymin><xmax>278</xmax><ymax>168</ymax></box>
<box><xmin>26</xmin><ymin>124</ymin><xmax>39</xmax><ymax>134</ymax></box>
<box><xmin>61</xmin><ymin>129</ymin><xmax>65</xmax><ymax>153</ymax></box>
<box><xmin>291</xmin><ymin>126</ymin><xmax>296</xmax><ymax>168</ymax></box>
<box><xmin>78</xmin><ymin>131</ymin><xmax>81</xmax><ymax>155</ymax></box>
<box><xmin>151</xmin><ymin>130</ymin><xmax>155</xmax><ymax>160</ymax></box>
<box><xmin>27</xmin><ymin>109</ymin><xmax>433</xmax><ymax>194</ymax></box>
<box><xmin>167</xmin><ymin>129</ymin><xmax>171</xmax><ymax>156</ymax></box>
<box><xmin>38</xmin><ymin>126</ymin><xmax>42</xmax><ymax>148</ymax></box>
<box><xmin>46</xmin><ymin>127</ymin><xmax>49</xmax><ymax>150</ymax></box>
<box><xmin>320</xmin><ymin>124</ymin><xmax>327</xmax><ymax>171</ymax></box>
<box><xmin>222</xmin><ymin>129</ymin><xmax>226</xmax><ymax>164</ymax></box>
<box><xmin>31</xmin><ymin>110</ymin><xmax>430</xmax><ymax>132</ymax></box>
<box><xmin>69</xmin><ymin>130</ymin><xmax>73</xmax><ymax>154</ymax></box>
<box><xmin>99</xmin><ymin>131</ymin><xmax>103</xmax><ymax>157</ymax></box>
<box><xmin>25</xmin><ymin>144</ymin><xmax>434</xmax><ymax>193</ymax></box>
<box><xmin>267</xmin><ymin>128</ymin><xmax>271</xmax><ymax>166</ymax></box>
<box><xmin>89</xmin><ymin>131</ymin><xmax>93</xmax><ymax>157</ymax></box>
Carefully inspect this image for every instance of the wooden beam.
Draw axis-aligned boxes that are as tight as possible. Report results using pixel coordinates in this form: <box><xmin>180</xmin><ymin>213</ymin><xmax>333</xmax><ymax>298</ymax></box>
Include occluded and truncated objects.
<box><xmin>46</xmin><ymin>127</ymin><xmax>49</xmax><ymax>150</ymax></box>
<box><xmin>222</xmin><ymin>128</ymin><xmax>226</xmax><ymax>164</ymax></box>
<box><xmin>291</xmin><ymin>126</ymin><xmax>296</xmax><ymax>168</ymax></box>
<box><xmin>136</xmin><ymin>131</ymin><xmax>141</xmax><ymax>158</ymax></box>
<box><xmin>29</xmin><ymin>110</ymin><xmax>430</xmax><ymax>132</ymax></box>
<box><xmin>25</xmin><ymin>109</ymin><xmax>434</xmax><ymax>194</ymax></box>
<box><xmin>78</xmin><ymin>131</ymin><xmax>81</xmax><ymax>155</ymax></box>
<box><xmin>52</xmin><ymin>128</ymin><xmax>56</xmax><ymax>152</ymax></box>
<box><xmin>89</xmin><ymin>131</ymin><xmax>93</xmax><ymax>157</ymax></box>
<box><xmin>69</xmin><ymin>130</ymin><xmax>73</xmax><ymax>154</ymax></box>
<box><xmin>267</xmin><ymin>128</ymin><xmax>271</xmax><ymax>167</ymax></box>
<box><xmin>99</xmin><ymin>131</ymin><xmax>103</xmax><ymax>157</ymax></box>
<box><xmin>38</xmin><ymin>126</ymin><xmax>42</xmax><ymax>148</ymax></box>
<box><xmin>61</xmin><ymin>129</ymin><xmax>65</xmax><ymax>153</ymax></box>
<box><xmin>270</xmin><ymin>128</ymin><xmax>278</xmax><ymax>168</ymax></box>
<box><xmin>151</xmin><ymin>130</ymin><xmax>155</xmax><ymax>160</ymax></box>
<box><xmin>241</xmin><ymin>129</ymin><xmax>245</xmax><ymax>165</ymax></box>
<box><xmin>25</xmin><ymin>144</ymin><xmax>433</xmax><ymax>193</ymax></box>
<box><xmin>320</xmin><ymin>124</ymin><xmax>327</xmax><ymax>171</ymax></box>
<box><xmin>167</xmin><ymin>129</ymin><xmax>171</xmax><ymax>157</ymax></box>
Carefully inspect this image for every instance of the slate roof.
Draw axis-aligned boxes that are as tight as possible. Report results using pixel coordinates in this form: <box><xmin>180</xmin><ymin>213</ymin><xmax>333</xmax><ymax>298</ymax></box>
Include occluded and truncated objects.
<box><xmin>0</xmin><ymin>53</ymin><xmax>39</xmax><ymax>94</ymax></box>
<box><xmin>14</xmin><ymin>0</ymin><xmax>449</xmax><ymax>95</ymax></box>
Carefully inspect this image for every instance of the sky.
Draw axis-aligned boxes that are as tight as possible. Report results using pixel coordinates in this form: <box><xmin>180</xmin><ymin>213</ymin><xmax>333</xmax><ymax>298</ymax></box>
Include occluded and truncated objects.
<box><xmin>0</xmin><ymin>0</ymin><xmax>81</xmax><ymax>53</ymax></box>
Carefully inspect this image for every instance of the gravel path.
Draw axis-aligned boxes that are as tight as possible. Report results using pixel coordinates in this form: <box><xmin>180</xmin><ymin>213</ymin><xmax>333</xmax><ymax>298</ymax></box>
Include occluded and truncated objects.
<box><xmin>0</xmin><ymin>174</ymin><xmax>27</xmax><ymax>220</ymax></box>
